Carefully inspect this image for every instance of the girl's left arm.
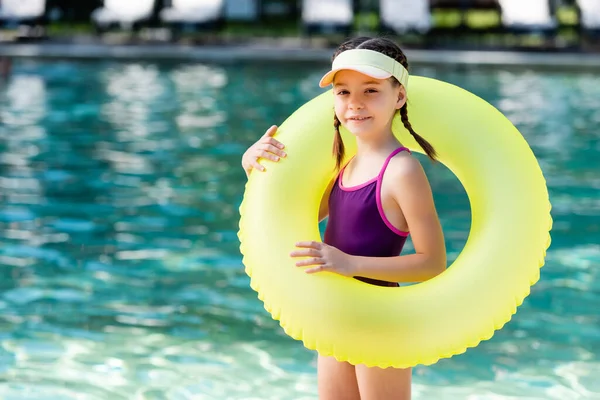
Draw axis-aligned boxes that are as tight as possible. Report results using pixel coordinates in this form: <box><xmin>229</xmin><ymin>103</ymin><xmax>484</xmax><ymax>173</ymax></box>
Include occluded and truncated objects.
<box><xmin>291</xmin><ymin>157</ymin><xmax>446</xmax><ymax>282</ymax></box>
<box><xmin>350</xmin><ymin>157</ymin><xmax>446</xmax><ymax>282</ymax></box>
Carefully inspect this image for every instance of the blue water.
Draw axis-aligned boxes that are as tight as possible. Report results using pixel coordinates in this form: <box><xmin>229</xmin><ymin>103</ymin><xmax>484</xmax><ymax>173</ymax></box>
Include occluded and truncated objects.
<box><xmin>0</xmin><ymin>59</ymin><xmax>598</xmax><ymax>399</ymax></box>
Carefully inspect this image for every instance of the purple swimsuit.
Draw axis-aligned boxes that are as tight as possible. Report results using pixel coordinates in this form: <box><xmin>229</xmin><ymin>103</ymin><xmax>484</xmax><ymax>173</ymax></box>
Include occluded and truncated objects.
<box><xmin>324</xmin><ymin>147</ymin><xmax>410</xmax><ymax>287</ymax></box>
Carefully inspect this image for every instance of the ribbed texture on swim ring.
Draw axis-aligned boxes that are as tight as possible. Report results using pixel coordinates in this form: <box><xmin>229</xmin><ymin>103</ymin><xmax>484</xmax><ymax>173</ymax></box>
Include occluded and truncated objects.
<box><xmin>237</xmin><ymin>77</ymin><xmax>552</xmax><ymax>369</ymax></box>
<box><xmin>238</xmin><ymin>192</ymin><xmax>551</xmax><ymax>369</ymax></box>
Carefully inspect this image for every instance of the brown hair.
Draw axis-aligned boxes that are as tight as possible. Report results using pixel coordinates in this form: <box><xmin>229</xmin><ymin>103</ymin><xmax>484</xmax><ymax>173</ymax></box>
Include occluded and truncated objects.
<box><xmin>331</xmin><ymin>37</ymin><xmax>437</xmax><ymax>170</ymax></box>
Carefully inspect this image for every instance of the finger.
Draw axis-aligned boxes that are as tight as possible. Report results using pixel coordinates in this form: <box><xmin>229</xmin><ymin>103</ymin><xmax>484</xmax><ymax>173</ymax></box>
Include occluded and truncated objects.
<box><xmin>305</xmin><ymin>264</ymin><xmax>327</xmax><ymax>274</ymax></box>
<box><xmin>263</xmin><ymin>125</ymin><xmax>278</xmax><ymax>138</ymax></box>
<box><xmin>264</xmin><ymin>136</ymin><xmax>285</xmax><ymax>150</ymax></box>
<box><xmin>251</xmin><ymin>159</ymin><xmax>265</xmax><ymax>172</ymax></box>
<box><xmin>257</xmin><ymin>148</ymin><xmax>281</xmax><ymax>162</ymax></box>
<box><xmin>260</xmin><ymin>142</ymin><xmax>286</xmax><ymax>157</ymax></box>
<box><xmin>295</xmin><ymin>241</ymin><xmax>321</xmax><ymax>249</ymax></box>
<box><xmin>295</xmin><ymin>257</ymin><xmax>325</xmax><ymax>267</ymax></box>
<box><xmin>289</xmin><ymin>248</ymin><xmax>321</xmax><ymax>258</ymax></box>
<box><xmin>258</xmin><ymin>143</ymin><xmax>286</xmax><ymax>159</ymax></box>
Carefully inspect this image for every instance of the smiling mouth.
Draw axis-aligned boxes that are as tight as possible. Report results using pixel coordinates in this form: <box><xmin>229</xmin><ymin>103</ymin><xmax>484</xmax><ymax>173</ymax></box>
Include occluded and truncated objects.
<box><xmin>348</xmin><ymin>117</ymin><xmax>371</xmax><ymax>121</ymax></box>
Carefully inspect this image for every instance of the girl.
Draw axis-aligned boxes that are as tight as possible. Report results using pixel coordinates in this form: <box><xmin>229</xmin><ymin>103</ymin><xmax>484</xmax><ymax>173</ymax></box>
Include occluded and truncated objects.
<box><xmin>241</xmin><ymin>37</ymin><xmax>446</xmax><ymax>400</ymax></box>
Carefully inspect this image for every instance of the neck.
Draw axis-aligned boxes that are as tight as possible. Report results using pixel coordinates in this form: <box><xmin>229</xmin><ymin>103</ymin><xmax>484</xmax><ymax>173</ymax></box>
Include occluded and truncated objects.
<box><xmin>355</xmin><ymin>130</ymin><xmax>401</xmax><ymax>158</ymax></box>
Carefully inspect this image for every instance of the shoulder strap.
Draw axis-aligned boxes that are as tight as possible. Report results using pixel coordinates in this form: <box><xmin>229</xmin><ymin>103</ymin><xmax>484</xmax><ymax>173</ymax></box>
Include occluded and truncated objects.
<box><xmin>379</xmin><ymin>147</ymin><xmax>410</xmax><ymax>177</ymax></box>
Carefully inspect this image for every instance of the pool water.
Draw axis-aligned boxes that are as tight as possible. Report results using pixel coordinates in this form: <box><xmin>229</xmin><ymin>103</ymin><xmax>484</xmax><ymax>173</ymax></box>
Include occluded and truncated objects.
<box><xmin>0</xmin><ymin>59</ymin><xmax>598</xmax><ymax>399</ymax></box>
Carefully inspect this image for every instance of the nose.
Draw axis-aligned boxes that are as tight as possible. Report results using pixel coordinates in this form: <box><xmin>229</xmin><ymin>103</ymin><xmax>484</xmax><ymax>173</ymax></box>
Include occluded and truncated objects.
<box><xmin>347</xmin><ymin>93</ymin><xmax>364</xmax><ymax>110</ymax></box>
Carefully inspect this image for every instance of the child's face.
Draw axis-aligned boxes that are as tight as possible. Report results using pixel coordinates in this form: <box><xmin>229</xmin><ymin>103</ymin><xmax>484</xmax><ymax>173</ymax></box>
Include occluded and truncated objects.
<box><xmin>333</xmin><ymin>70</ymin><xmax>406</xmax><ymax>138</ymax></box>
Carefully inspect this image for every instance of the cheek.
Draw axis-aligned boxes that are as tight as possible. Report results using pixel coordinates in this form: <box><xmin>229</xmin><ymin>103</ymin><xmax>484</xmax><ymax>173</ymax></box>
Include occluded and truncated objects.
<box><xmin>333</xmin><ymin>100</ymin><xmax>345</xmax><ymax>118</ymax></box>
<box><xmin>374</xmin><ymin>96</ymin><xmax>399</xmax><ymax>117</ymax></box>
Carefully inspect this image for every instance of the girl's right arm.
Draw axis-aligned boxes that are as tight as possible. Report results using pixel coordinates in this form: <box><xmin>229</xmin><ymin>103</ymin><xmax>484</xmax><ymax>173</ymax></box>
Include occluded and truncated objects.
<box><xmin>242</xmin><ymin>125</ymin><xmax>332</xmax><ymax>223</ymax></box>
<box><xmin>241</xmin><ymin>125</ymin><xmax>287</xmax><ymax>177</ymax></box>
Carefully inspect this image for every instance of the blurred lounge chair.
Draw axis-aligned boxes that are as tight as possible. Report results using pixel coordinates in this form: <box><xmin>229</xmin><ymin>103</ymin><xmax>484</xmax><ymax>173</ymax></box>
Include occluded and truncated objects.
<box><xmin>498</xmin><ymin>0</ymin><xmax>557</xmax><ymax>35</ymax></box>
<box><xmin>576</xmin><ymin>0</ymin><xmax>600</xmax><ymax>36</ymax></box>
<box><xmin>160</xmin><ymin>0</ymin><xmax>224</xmax><ymax>30</ymax></box>
<box><xmin>91</xmin><ymin>0</ymin><xmax>156</xmax><ymax>32</ymax></box>
<box><xmin>0</xmin><ymin>0</ymin><xmax>47</xmax><ymax>37</ymax></box>
<box><xmin>224</xmin><ymin>0</ymin><xmax>259</xmax><ymax>21</ymax></box>
<box><xmin>302</xmin><ymin>0</ymin><xmax>354</xmax><ymax>36</ymax></box>
<box><xmin>379</xmin><ymin>0</ymin><xmax>432</xmax><ymax>35</ymax></box>
<box><xmin>429</xmin><ymin>0</ymin><xmax>501</xmax><ymax>37</ymax></box>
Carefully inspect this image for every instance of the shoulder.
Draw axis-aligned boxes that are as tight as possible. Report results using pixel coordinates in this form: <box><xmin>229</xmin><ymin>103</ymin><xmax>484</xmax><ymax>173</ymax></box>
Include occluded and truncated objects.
<box><xmin>384</xmin><ymin>151</ymin><xmax>433</xmax><ymax>199</ymax></box>
<box><xmin>386</xmin><ymin>151</ymin><xmax>427</xmax><ymax>182</ymax></box>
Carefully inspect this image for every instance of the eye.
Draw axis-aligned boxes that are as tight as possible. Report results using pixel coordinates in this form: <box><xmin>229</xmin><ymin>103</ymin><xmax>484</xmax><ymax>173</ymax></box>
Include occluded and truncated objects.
<box><xmin>366</xmin><ymin>88</ymin><xmax>378</xmax><ymax>93</ymax></box>
<box><xmin>336</xmin><ymin>90</ymin><xmax>349</xmax><ymax>96</ymax></box>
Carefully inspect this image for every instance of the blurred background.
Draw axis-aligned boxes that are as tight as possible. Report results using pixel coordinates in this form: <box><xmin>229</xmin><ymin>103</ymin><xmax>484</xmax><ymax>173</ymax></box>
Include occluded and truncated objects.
<box><xmin>0</xmin><ymin>1</ymin><xmax>599</xmax><ymax>399</ymax></box>
<box><xmin>0</xmin><ymin>0</ymin><xmax>598</xmax><ymax>50</ymax></box>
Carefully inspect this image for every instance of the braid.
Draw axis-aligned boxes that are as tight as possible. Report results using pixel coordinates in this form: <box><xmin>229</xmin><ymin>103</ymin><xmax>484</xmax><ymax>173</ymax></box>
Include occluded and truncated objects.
<box><xmin>333</xmin><ymin>113</ymin><xmax>345</xmax><ymax>170</ymax></box>
<box><xmin>400</xmin><ymin>105</ymin><xmax>437</xmax><ymax>161</ymax></box>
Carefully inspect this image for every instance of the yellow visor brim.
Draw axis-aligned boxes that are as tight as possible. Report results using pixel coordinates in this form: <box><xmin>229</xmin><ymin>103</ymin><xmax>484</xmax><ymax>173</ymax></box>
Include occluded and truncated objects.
<box><xmin>318</xmin><ymin>49</ymin><xmax>409</xmax><ymax>90</ymax></box>
<box><xmin>319</xmin><ymin>66</ymin><xmax>393</xmax><ymax>88</ymax></box>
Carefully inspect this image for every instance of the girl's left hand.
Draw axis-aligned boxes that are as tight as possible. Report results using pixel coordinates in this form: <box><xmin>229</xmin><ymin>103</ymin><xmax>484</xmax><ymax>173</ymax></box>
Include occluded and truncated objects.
<box><xmin>290</xmin><ymin>241</ymin><xmax>356</xmax><ymax>276</ymax></box>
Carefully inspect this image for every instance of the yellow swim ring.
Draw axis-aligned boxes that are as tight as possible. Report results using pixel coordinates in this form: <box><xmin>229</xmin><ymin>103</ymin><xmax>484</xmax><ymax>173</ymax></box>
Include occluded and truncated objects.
<box><xmin>238</xmin><ymin>76</ymin><xmax>552</xmax><ymax>369</ymax></box>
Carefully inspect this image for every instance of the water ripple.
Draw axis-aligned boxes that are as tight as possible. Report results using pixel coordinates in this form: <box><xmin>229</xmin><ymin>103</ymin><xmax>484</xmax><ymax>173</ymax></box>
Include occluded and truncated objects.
<box><xmin>0</xmin><ymin>59</ymin><xmax>597</xmax><ymax>398</ymax></box>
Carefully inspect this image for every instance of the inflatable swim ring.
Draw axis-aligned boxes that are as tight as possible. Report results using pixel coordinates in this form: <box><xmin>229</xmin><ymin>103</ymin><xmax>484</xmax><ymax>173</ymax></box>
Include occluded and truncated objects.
<box><xmin>238</xmin><ymin>76</ymin><xmax>552</xmax><ymax>368</ymax></box>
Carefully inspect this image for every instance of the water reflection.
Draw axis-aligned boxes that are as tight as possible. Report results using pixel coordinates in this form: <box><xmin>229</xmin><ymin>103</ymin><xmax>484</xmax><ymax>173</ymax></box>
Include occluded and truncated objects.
<box><xmin>0</xmin><ymin>59</ymin><xmax>597</xmax><ymax>398</ymax></box>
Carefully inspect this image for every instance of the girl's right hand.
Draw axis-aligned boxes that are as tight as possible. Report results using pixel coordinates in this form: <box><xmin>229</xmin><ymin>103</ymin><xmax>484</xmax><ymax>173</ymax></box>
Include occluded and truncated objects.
<box><xmin>241</xmin><ymin>125</ymin><xmax>287</xmax><ymax>176</ymax></box>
